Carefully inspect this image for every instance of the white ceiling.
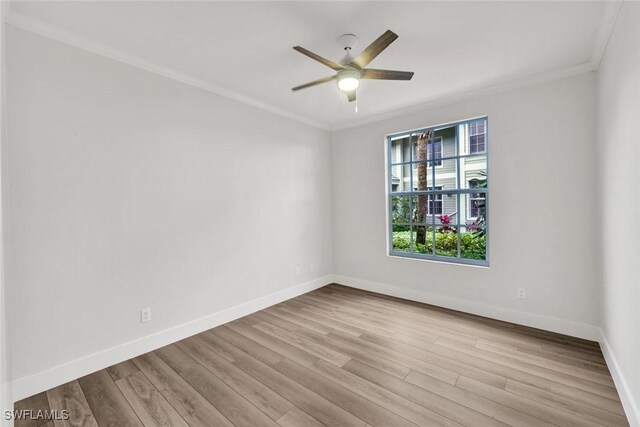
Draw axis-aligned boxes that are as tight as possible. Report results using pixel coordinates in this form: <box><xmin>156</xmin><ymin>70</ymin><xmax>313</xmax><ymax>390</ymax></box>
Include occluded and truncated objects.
<box><xmin>7</xmin><ymin>1</ymin><xmax>614</xmax><ymax>130</ymax></box>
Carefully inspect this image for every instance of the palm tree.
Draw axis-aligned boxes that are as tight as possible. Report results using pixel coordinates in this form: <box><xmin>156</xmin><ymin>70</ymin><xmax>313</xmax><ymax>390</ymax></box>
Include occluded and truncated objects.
<box><xmin>415</xmin><ymin>131</ymin><xmax>432</xmax><ymax>244</ymax></box>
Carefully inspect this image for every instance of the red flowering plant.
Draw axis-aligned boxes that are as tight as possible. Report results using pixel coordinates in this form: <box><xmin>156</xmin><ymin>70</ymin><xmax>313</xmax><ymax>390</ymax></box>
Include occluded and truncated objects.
<box><xmin>437</xmin><ymin>213</ymin><xmax>457</xmax><ymax>233</ymax></box>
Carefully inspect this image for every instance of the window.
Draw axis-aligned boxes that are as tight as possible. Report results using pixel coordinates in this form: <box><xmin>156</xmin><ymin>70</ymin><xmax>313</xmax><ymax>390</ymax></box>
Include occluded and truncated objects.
<box><xmin>469</xmin><ymin>121</ymin><xmax>486</xmax><ymax>153</ymax></box>
<box><xmin>428</xmin><ymin>192</ymin><xmax>443</xmax><ymax>215</ymax></box>
<box><xmin>428</xmin><ymin>137</ymin><xmax>443</xmax><ymax>166</ymax></box>
<box><xmin>388</xmin><ymin>118</ymin><xmax>488</xmax><ymax>265</ymax></box>
<box><xmin>468</xmin><ymin>180</ymin><xmax>485</xmax><ymax>218</ymax></box>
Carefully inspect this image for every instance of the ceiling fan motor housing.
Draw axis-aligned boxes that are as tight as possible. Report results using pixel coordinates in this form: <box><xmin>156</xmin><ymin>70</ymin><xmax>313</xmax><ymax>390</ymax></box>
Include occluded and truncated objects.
<box><xmin>337</xmin><ymin>33</ymin><xmax>359</xmax><ymax>51</ymax></box>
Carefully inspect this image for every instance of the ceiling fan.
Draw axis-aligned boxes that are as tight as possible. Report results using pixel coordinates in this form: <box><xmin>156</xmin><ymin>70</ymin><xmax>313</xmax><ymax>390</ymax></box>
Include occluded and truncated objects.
<box><xmin>291</xmin><ymin>30</ymin><xmax>414</xmax><ymax>103</ymax></box>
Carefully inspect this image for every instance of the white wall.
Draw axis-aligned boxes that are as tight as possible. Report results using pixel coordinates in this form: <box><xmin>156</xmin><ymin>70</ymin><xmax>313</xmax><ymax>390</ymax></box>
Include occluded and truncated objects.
<box><xmin>332</xmin><ymin>72</ymin><xmax>601</xmax><ymax>336</ymax></box>
<box><xmin>4</xmin><ymin>26</ymin><xmax>333</xmax><ymax>385</ymax></box>
<box><xmin>597</xmin><ymin>2</ymin><xmax>640</xmax><ymax>423</ymax></box>
<box><xmin>0</xmin><ymin>5</ymin><xmax>13</xmax><ymax>425</ymax></box>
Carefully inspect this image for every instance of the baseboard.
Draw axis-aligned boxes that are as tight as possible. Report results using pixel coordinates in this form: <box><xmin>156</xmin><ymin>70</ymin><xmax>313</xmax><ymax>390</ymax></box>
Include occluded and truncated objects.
<box><xmin>599</xmin><ymin>330</ymin><xmax>640</xmax><ymax>427</ymax></box>
<box><xmin>332</xmin><ymin>275</ymin><xmax>601</xmax><ymax>341</ymax></box>
<box><xmin>11</xmin><ymin>275</ymin><xmax>333</xmax><ymax>402</ymax></box>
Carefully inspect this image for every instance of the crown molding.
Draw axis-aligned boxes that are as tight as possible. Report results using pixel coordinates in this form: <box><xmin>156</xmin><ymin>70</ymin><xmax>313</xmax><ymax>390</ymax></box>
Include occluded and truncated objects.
<box><xmin>4</xmin><ymin>6</ymin><xmax>611</xmax><ymax>134</ymax></box>
<box><xmin>591</xmin><ymin>1</ymin><xmax>623</xmax><ymax>69</ymax></box>
<box><xmin>330</xmin><ymin>61</ymin><xmax>596</xmax><ymax>132</ymax></box>
<box><xmin>4</xmin><ymin>11</ymin><xmax>330</xmax><ymax>131</ymax></box>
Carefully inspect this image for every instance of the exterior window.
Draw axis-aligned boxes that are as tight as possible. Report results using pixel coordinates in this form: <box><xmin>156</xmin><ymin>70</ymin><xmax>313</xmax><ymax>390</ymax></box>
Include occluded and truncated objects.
<box><xmin>388</xmin><ymin>118</ymin><xmax>488</xmax><ymax>265</ymax></box>
<box><xmin>469</xmin><ymin>121</ymin><xmax>486</xmax><ymax>154</ymax></box>
<box><xmin>427</xmin><ymin>186</ymin><xmax>443</xmax><ymax>215</ymax></box>
<box><xmin>428</xmin><ymin>137</ymin><xmax>443</xmax><ymax>166</ymax></box>
<box><xmin>469</xmin><ymin>180</ymin><xmax>485</xmax><ymax>218</ymax></box>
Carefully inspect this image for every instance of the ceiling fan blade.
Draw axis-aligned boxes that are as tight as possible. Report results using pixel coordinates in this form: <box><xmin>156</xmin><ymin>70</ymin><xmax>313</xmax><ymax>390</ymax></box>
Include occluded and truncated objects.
<box><xmin>293</xmin><ymin>46</ymin><xmax>345</xmax><ymax>71</ymax></box>
<box><xmin>346</xmin><ymin>90</ymin><xmax>357</xmax><ymax>103</ymax></box>
<box><xmin>350</xmin><ymin>30</ymin><xmax>398</xmax><ymax>69</ymax></box>
<box><xmin>291</xmin><ymin>75</ymin><xmax>337</xmax><ymax>91</ymax></box>
<box><xmin>361</xmin><ymin>68</ymin><xmax>414</xmax><ymax>80</ymax></box>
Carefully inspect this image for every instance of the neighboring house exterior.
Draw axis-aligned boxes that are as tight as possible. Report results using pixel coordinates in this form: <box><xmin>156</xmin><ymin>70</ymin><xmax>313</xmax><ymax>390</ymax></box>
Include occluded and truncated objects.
<box><xmin>390</xmin><ymin>121</ymin><xmax>487</xmax><ymax>227</ymax></box>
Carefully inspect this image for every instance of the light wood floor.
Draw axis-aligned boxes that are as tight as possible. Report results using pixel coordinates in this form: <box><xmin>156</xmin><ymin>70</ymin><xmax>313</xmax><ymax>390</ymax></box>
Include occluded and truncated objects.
<box><xmin>16</xmin><ymin>284</ymin><xmax>628</xmax><ymax>427</ymax></box>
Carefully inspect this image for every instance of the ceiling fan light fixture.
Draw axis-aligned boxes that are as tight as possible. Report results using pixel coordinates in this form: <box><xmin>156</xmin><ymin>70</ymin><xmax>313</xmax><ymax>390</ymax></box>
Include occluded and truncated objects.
<box><xmin>337</xmin><ymin>69</ymin><xmax>361</xmax><ymax>92</ymax></box>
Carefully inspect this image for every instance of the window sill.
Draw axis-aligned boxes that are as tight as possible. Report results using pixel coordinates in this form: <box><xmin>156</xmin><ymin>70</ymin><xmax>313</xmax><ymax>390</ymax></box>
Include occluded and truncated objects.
<box><xmin>387</xmin><ymin>252</ymin><xmax>490</xmax><ymax>268</ymax></box>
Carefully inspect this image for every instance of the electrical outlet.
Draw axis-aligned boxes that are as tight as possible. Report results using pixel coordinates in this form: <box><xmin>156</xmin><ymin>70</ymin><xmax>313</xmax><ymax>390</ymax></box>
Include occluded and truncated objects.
<box><xmin>309</xmin><ymin>262</ymin><xmax>315</xmax><ymax>273</ymax></box>
<box><xmin>517</xmin><ymin>288</ymin><xmax>526</xmax><ymax>299</ymax></box>
<box><xmin>140</xmin><ymin>308</ymin><xmax>151</xmax><ymax>323</ymax></box>
<box><xmin>295</xmin><ymin>266</ymin><xmax>301</xmax><ymax>276</ymax></box>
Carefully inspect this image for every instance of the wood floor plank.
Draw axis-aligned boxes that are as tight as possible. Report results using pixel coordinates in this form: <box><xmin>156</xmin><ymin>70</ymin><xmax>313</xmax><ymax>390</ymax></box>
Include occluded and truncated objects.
<box><xmin>309</xmin><ymin>358</ymin><xmax>471</xmax><ymax>427</ymax></box>
<box><xmin>320</xmin><ymin>287</ymin><xmax>602</xmax><ymax>357</ymax></box>
<box><xmin>261</xmin><ymin>310</ymin><xmax>412</xmax><ymax>379</ymax></box>
<box><xmin>115</xmin><ymin>371</ymin><xmax>188</xmax><ymax>427</ymax></box>
<box><xmin>329</xmin><ymin>330</ymin><xmax>496</xmax><ymax>387</ymax></box>
<box><xmin>210</xmin><ymin>325</ymin><xmax>285</xmax><ymax>366</ymax></box>
<box><xmin>250</xmin><ymin>315</ymin><xmax>351</xmax><ymax>366</ymax></box>
<box><xmin>288</xmin><ymin>301</ymin><xmax>463</xmax><ymax>383</ymax></box>
<box><xmin>273</xmin><ymin>358</ymin><xmax>421</xmax><ymax>427</ymax></box>
<box><xmin>478</xmin><ymin>338</ymin><xmax>608</xmax><ymax>371</ymax></box>
<box><xmin>475</xmin><ymin>340</ymin><xmax>615</xmax><ymax>385</ymax></box>
<box><xmin>360</xmin><ymin>331</ymin><xmax>617</xmax><ymax>403</ymax></box>
<box><xmin>281</xmin><ymin>299</ymin><xmax>368</xmax><ymax>336</ymax></box>
<box><xmin>177</xmin><ymin>336</ymin><xmax>294</xmax><ymax>420</ymax></box>
<box><xmin>14</xmin><ymin>392</ymin><xmax>53</xmax><ymax>427</ymax></box>
<box><xmin>305</xmin><ymin>291</ymin><xmax>475</xmax><ymax>345</ymax></box>
<box><xmin>505</xmin><ymin>379</ymin><xmax>628</xmax><ymax>426</ymax></box>
<box><xmin>434</xmin><ymin>337</ymin><xmax>619</xmax><ymax>399</ymax></box>
<box><xmin>133</xmin><ymin>351</ymin><xmax>234</xmax><ymax>427</ymax></box>
<box><xmin>198</xmin><ymin>329</ymin><xmax>251</xmax><ymax>362</ymax></box>
<box><xmin>46</xmin><ymin>381</ymin><xmax>98</xmax><ymax>427</ymax></box>
<box><xmin>225</xmin><ymin>321</ymin><xmax>325</xmax><ymax>369</ymax></box>
<box><xmin>344</xmin><ymin>359</ymin><xmax>535</xmax><ymax>427</ymax></box>
<box><xmin>77</xmin><ymin>370</ymin><xmax>142</xmax><ymax>427</ymax></box>
<box><xmin>267</xmin><ymin>305</ymin><xmax>335</xmax><ymax>335</ymax></box>
<box><xmin>233</xmin><ymin>354</ymin><xmax>367</xmax><ymax>427</ymax></box>
<box><xmin>185</xmin><ymin>363</ymin><xmax>282</xmax><ymax>427</ymax></box>
<box><xmin>455</xmin><ymin>375</ymin><xmax>611</xmax><ymax>427</ymax></box>
<box><xmin>230</xmin><ymin>314</ymin><xmax>467</xmax><ymax>426</ymax></box>
<box><xmin>106</xmin><ymin>360</ymin><xmax>140</xmax><ymax>382</ymax></box>
<box><xmin>277</xmin><ymin>407</ymin><xmax>325</xmax><ymax>427</ymax></box>
<box><xmin>156</xmin><ymin>343</ymin><xmax>282</xmax><ymax>427</ymax></box>
<box><xmin>15</xmin><ymin>285</ymin><xmax>628</xmax><ymax>427</ymax></box>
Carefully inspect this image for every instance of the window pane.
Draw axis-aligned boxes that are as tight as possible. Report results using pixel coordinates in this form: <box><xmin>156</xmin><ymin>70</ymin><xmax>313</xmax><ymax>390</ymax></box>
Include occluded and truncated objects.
<box><xmin>414</xmin><ymin>194</ymin><xmax>429</xmax><ymax>225</ymax></box>
<box><xmin>460</xmin><ymin>155</ymin><xmax>487</xmax><ymax>189</ymax></box>
<box><xmin>469</xmin><ymin>119</ymin><xmax>487</xmax><ymax>154</ymax></box>
<box><xmin>411</xmin><ymin>132</ymin><xmax>430</xmax><ymax>162</ymax></box>
<box><xmin>435</xmin><ymin>126</ymin><xmax>458</xmax><ymax>157</ymax></box>
<box><xmin>470</xmin><ymin>134</ymin><xmax>486</xmax><ymax>154</ymax></box>
<box><xmin>391</xmin><ymin>195</ymin><xmax>412</xmax><ymax>223</ymax></box>
<box><xmin>434</xmin><ymin>231</ymin><xmax>458</xmax><ymax>257</ymax></box>
<box><xmin>459</xmin><ymin>193</ymin><xmax>486</xmax><ymax>226</ymax></box>
<box><xmin>433</xmin><ymin>193</ymin><xmax>458</xmax><ymax>230</ymax></box>
<box><xmin>390</xmin><ymin>165</ymin><xmax>412</xmax><ymax>192</ymax></box>
<box><xmin>427</xmin><ymin>137</ymin><xmax>443</xmax><ymax>166</ymax></box>
<box><xmin>458</xmin><ymin>225</ymin><xmax>487</xmax><ymax>260</ymax></box>
<box><xmin>434</xmin><ymin>157</ymin><xmax>457</xmax><ymax>191</ymax></box>
<box><xmin>411</xmin><ymin>161</ymin><xmax>434</xmax><ymax>191</ymax></box>
<box><xmin>392</xmin><ymin>225</ymin><xmax>412</xmax><ymax>253</ymax></box>
<box><xmin>390</xmin><ymin>136</ymin><xmax>412</xmax><ymax>164</ymax></box>
<box><xmin>414</xmin><ymin>193</ymin><xmax>444</xmax><ymax>224</ymax></box>
<box><xmin>414</xmin><ymin>226</ymin><xmax>435</xmax><ymax>255</ymax></box>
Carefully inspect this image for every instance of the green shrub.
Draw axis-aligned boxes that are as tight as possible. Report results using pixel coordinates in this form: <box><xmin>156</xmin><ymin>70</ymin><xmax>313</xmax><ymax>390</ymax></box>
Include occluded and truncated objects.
<box><xmin>392</xmin><ymin>230</ymin><xmax>486</xmax><ymax>260</ymax></box>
